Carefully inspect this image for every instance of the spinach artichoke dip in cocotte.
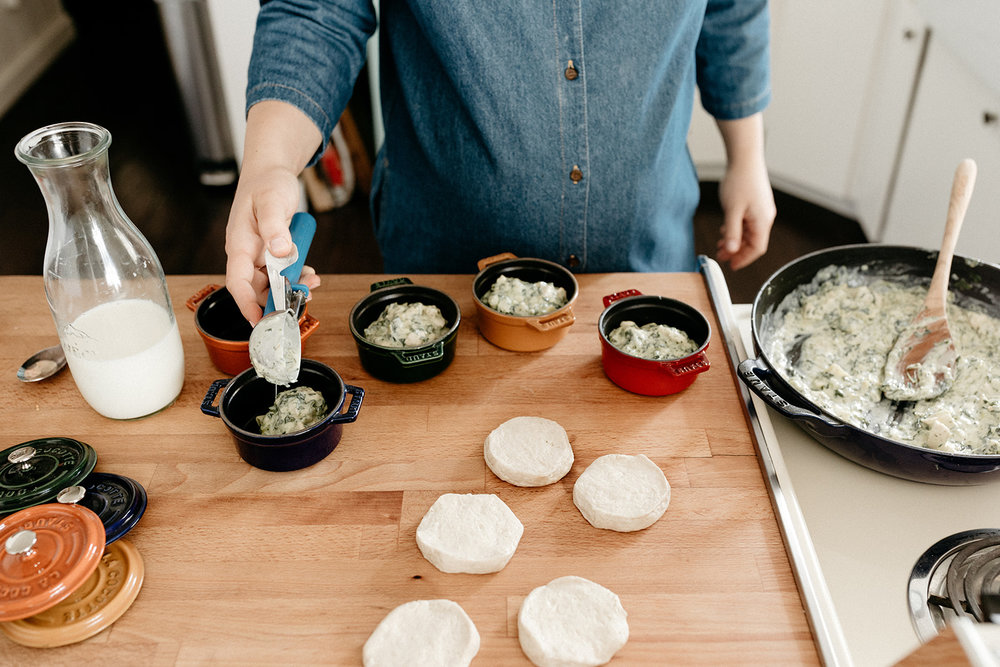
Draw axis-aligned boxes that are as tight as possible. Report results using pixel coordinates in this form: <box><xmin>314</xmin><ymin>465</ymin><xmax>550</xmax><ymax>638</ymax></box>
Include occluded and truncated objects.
<box><xmin>608</xmin><ymin>321</ymin><xmax>699</xmax><ymax>361</ymax></box>
<box><xmin>765</xmin><ymin>265</ymin><xmax>1000</xmax><ymax>455</ymax></box>
<box><xmin>257</xmin><ymin>386</ymin><xmax>329</xmax><ymax>435</ymax></box>
<box><xmin>363</xmin><ymin>302</ymin><xmax>449</xmax><ymax>347</ymax></box>
<box><xmin>482</xmin><ymin>275</ymin><xmax>567</xmax><ymax>316</ymax></box>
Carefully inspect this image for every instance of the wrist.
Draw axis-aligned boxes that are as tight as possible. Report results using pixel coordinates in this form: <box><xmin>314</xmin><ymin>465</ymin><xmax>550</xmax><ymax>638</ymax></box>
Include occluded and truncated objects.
<box><xmin>243</xmin><ymin>100</ymin><xmax>324</xmax><ymax>175</ymax></box>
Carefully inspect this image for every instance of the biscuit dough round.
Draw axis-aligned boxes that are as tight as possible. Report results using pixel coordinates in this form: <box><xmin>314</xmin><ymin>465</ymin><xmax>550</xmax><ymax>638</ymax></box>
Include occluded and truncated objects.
<box><xmin>573</xmin><ymin>453</ymin><xmax>670</xmax><ymax>532</ymax></box>
<box><xmin>517</xmin><ymin>576</ymin><xmax>629</xmax><ymax>667</ymax></box>
<box><xmin>362</xmin><ymin>599</ymin><xmax>480</xmax><ymax>667</ymax></box>
<box><xmin>416</xmin><ymin>493</ymin><xmax>524</xmax><ymax>574</ymax></box>
<box><xmin>484</xmin><ymin>416</ymin><xmax>573</xmax><ymax>487</ymax></box>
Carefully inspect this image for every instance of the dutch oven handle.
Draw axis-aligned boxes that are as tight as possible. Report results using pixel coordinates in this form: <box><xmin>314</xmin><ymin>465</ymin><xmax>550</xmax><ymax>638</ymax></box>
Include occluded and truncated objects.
<box><xmin>299</xmin><ymin>313</ymin><xmax>320</xmax><ymax>338</ymax></box>
<box><xmin>525</xmin><ymin>309</ymin><xmax>575</xmax><ymax>332</ymax></box>
<box><xmin>329</xmin><ymin>385</ymin><xmax>365</xmax><ymax>424</ymax></box>
<box><xmin>737</xmin><ymin>359</ymin><xmax>846</xmax><ymax>435</ymax></box>
<box><xmin>186</xmin><ymin>284</ymin><xmax>222</xmax><ymax>311</ymax></box>
<box><xmin>665</xmin><ymin>351</ymin><xmax>710</xmax><ymax>377</ymax></box>
<box><xmin>602</xmin><ymin>289</ymin><xmax>642</xmax><ymax>308</ymax></box>
<box><xmin>200</xmin><ymin>378</ymin><xmax>230</xmax><ymax>418</ymax></box>
<box><xmin>370</xmin><ymin>277</ymin><xmax>413</xmax><ymax>292</ymax></box>
<box><xmin>476</xmin><ymin>252</ymin><xmax>518</xmax><ymax>271</ymax></box>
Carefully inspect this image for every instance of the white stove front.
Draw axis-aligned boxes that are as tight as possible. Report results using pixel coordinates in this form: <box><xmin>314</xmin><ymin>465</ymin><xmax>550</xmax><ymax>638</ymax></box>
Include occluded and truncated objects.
<box><xmin>732</xmin><ymin>303</ymin><xmax>1000</xmax><ymax>666</ymax></box>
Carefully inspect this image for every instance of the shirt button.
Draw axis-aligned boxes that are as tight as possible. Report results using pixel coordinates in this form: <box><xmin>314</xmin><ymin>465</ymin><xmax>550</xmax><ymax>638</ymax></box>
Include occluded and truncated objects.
<box><xmin>570</xmin><ymin>165</ymin><xmax>583</xmax><ymax>183</ymax></box>
<box><xmin>567</xmin><ymin>254</ymin><xmax>580</xmax><ymax>268</ymax></box>
<box><xmin>564</xmin><ymin>60</ymin><xmax>579</xmax><ymax>81</ymax></box>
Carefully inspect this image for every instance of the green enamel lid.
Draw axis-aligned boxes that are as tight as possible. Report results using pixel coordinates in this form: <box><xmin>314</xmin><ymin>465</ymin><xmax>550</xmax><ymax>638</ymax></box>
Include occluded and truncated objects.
<box><xmin>0</xmin><ymin>438</ymin><xmax>98</xmax><ymax>516</ymax></box>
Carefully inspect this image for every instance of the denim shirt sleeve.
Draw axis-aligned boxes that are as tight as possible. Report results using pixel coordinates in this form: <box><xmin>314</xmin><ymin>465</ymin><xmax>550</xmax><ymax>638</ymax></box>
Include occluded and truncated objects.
<box><xmin>247</xmin><ymin>0</ymin><xmax>377</xmax><ymax>162</ymax></box>
<box><xmin>695</xmin><ymin>0</ymin><xmax>771</xmax><ymax>120</ymax></box>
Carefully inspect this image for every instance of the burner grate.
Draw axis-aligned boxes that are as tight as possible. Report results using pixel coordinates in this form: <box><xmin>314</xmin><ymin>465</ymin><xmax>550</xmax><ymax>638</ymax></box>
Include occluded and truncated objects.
<box><xmin>909</xmin><ymin>529</ymin><xmax>1000</xmax><ymax>642</ymax></box>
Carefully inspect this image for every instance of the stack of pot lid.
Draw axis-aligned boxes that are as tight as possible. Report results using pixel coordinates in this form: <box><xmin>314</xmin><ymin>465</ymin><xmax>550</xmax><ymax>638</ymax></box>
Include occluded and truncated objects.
<box><xmin>0</xmin><ymin>439</ymin><xmax>147</xmax><ymax>544</ymax></box>
<box><xmin>0</xmin><ymin>438</ymin><xmax>149</xmax><ymax>647</ymax></box>
<box><xmin>0</xmin><ymin>502</ymin><xmax>145</xmax><ymax>647</ymax></box>
<box><xmin>0</xmin><ymin>438</ymin><xmax>98</xmax><ymax>515</ymax></box>
<box><xmin>57</xmin><ymin>472</ymin><xmax>148</xmax><ymax>545</ymax></box>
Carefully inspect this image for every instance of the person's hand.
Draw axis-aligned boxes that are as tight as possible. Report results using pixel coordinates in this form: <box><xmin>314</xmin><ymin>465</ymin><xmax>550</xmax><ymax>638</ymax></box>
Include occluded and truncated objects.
<box><xmin>224</xmin><ymin>101</ymin><xmax>324</xmax><ymax>324</ymax></box>
<box><xmin>716</xmin><ymin>157</ymin><xmax>776</xmax><ymax>270</ymax></box>
<box><xmin>714</xmin><ymin>114</ymin><xmax>776</xmax><ymax>270</ymax></box>
<box><xmin>224</xmin><ymin>165</ymin><xmax>322</xmax><ymax>325</ymax></box>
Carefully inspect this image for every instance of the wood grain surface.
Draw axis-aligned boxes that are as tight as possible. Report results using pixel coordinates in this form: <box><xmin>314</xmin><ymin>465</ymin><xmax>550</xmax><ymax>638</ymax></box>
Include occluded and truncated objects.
<box><xmin>0</xmin><ymin>273</ymin><xmax>818</xmax><ymax>665</ymax></box>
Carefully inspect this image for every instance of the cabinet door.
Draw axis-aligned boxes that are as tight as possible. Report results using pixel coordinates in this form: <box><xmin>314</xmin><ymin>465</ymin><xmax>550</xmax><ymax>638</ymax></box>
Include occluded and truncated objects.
<box><xmin>881</xmin><ymin>35</ymin><xmax>1000</xmax><ymax>264</ymax></box>
<box><xmin>849</xmin><ymin>0</ymin><xmax>927</xmax><ymax>240</ymax></box>
<box><xmin>765</xmin><ymin>0</ymin><xmax>887</xmax><ymax>212</ymax></box>
<box><xmin>689</xmin><ymin>0</ymin><xmax>893</xmax><ymax>216</ymax></box>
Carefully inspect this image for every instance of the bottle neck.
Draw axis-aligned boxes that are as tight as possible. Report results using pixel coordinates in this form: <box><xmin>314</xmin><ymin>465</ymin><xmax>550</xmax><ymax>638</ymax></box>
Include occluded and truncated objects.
<box><xmin>30</xmin><ymin>153</ymin><xmax>120</xmax><ymax>231</ymax></box>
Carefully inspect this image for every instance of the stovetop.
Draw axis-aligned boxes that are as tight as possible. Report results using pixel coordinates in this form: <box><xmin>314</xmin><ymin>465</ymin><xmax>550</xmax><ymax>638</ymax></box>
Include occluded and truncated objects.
<box><xmin>701</xmin><ymin>258</ymin><xmax>1000</xmax><ymax>666</ymax></box>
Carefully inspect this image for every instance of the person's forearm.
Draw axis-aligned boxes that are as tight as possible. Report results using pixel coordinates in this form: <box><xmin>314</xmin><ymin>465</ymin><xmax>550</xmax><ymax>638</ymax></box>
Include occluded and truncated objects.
<box><xmin>241</xmin><ymin>100</ymin><xmax>324</xmax><ymax>177</ymax></box>
<box><xmin>715</xmin><ymin>113</ymin><xmax>766</xmax><ymax>170</ymax></box>
<box><xmin>712</xmin><ymin>111</ymin><xmax>775</xmax><ymax>270</ymax></box>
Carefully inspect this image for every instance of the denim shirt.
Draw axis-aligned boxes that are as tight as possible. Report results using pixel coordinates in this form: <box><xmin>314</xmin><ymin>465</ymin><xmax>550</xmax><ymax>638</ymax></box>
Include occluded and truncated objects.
<box><xmin>249</xmin><ymin>0</ymin><xmax>770</xmax><ymax>273</ymax></box>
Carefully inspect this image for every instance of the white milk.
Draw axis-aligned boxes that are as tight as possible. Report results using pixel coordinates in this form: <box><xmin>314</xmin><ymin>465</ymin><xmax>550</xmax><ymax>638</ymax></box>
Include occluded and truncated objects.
<box><xmin>61</xmin><ymin>299</ymin><xmax>185</xmax><ymax>419</ymax></box>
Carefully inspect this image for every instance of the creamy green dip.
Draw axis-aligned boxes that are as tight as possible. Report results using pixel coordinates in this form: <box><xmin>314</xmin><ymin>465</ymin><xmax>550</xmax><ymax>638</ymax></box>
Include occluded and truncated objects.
<box><xmin>364</xmin><ymin>302</ymin><xmax>449</xmax><ymax>348</ymax></box>
<box><xmin>256</xmin><ymin>386</ymin><xmax>329</xmax><ymax>435</ymax></box>
<box><xmin>608</xmin><ymin>320</ymin><xmax>698</xmax><ymax>361</ymax></box>
<box><xmin>765</xmin><ymin>265</ymin><xmax>1000</xmax><ymax>455</ymax></box>
<box><xmin>482</xmin><ymin>275</ymin><xmax>567</xmax><ymax>317</ymax></box>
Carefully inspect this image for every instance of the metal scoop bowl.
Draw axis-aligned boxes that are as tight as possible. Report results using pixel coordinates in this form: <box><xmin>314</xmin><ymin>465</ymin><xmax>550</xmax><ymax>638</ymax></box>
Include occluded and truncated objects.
<box><xmin>248</xmin><ymin>213</ymin><xmax>316</xmax><ymax>386</ymax></box>
<box><xmin>249</xmin><ymin>279</ymin><xmax>306</xmax><ymax>385</ymax></box>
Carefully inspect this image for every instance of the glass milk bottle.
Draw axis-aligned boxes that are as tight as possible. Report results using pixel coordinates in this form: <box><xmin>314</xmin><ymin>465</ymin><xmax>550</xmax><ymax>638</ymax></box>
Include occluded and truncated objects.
<box><xmin>15</xmin><ymin>122</ymin><xmax>185</xmax><ymax>419</ymax></box>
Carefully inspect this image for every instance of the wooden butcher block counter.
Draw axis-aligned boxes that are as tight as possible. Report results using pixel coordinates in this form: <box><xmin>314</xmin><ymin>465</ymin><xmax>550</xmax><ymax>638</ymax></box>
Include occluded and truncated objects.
<box><xmin>1</xmin><ymin>272</ymin><xmax>818</xmax><ymax>665</ymax></box>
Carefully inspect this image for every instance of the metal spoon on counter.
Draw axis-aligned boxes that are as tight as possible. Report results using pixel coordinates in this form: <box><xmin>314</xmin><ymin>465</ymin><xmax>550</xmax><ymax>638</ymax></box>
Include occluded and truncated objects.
<box><xmin>17</xmin><ymin>344</ymin><xmax>67</xmax><ymax>382</ymax></box>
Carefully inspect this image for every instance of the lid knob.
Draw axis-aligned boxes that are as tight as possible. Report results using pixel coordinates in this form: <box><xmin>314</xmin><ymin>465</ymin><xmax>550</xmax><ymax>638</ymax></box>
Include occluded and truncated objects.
<box><xmin>8</xmin><ymin>446</ymin><xmax>36</xmax><ymax>466</ymax></box>
<box><xmin>57</xmin><ymin>485</ymin><xmax>87</xmax><ymax>504</ymax></box>
<box><xmin>5</xmin><ymin>529</ymin><xmax>37</xmax><ymax>555</ymax></box>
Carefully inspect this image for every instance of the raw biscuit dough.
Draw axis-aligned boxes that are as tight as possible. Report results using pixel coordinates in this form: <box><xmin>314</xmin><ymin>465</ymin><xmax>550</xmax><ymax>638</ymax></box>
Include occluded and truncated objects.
<box><xmin>517</xmin><ymin>575</ymin><xmax>629</xmax><ymax>667</ymax></box>
<box><xmin>484</xmin><ymin>416</ymin><xmax>573</xmax><ymax>487</ymax></box>
<box><xmin>362</xmin><ymin>599</ymin><xmax>480</xmax><ymax>667</ymax></box>
<box><xmin>573</xmin><ymin>453</ymin><xmax>670</xmax><ymax>532</ymax></box>
<box><xmin>416</xmin><ymin>493</ymin><xmax>524</xmax><ymax>574</ymax></box>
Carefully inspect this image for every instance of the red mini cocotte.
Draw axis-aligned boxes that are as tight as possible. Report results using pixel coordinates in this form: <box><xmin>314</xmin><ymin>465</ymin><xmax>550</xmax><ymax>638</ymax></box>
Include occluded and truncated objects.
<box><xmin>597</xmin><ymin>289</ymin><xmax>711</xmax><ymax>396</ymax></box>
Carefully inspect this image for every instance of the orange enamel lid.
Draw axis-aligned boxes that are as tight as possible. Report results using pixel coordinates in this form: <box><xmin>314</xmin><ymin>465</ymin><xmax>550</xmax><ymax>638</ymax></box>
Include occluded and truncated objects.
<box><xmin>1</xmin><ymin>538</ymin><xmax>144</xmax><ymax>647</ymax></box>
<box><xmin>0</xmin><ymin>503</ymin><xmax>105</xmax><ymax>622</ymax></box>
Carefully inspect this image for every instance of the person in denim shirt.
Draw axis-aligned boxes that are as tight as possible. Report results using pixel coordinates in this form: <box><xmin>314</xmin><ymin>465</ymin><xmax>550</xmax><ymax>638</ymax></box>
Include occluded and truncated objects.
<box><xmin>226</xmin><ymin>0</ymin><xmax>776</xmax><ymax>325</ymax></box>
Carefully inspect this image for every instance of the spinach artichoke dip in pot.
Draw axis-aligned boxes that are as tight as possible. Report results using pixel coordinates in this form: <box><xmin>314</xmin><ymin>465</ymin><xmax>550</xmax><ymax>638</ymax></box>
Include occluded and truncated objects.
<box><xmin>765</xmin><ymin>264</ymin><xmax>1000</xmax><ymax>455</ymax></box>
<box><xmin>739</xmin><ymin>244</ymin><xmax>1000</xmax><ymax>485</ymax></box>
<box><xmin>607</xmin><ymin>321</ymin><xmax>699</xmax><ymax>361</ymax></box>
<box><xmin>257</xmin><ymin>386</ymin><xmax>329</xmax><ymax>436</ymax></box>
<box><xmin>350</xmin><ymin>278</ymin><xmax>461</xmax><ymax>383</ymax></box>
<box><xmin>201</xmin><ymin>359</ymin><xmax>365</xmax><ymax>472</ymax></box>
<box><xmin>472</xmin><ymin>254</ymin><xmax>579</xmax><ymax>351</ymax></box>
<box><xmin>597</xmin><ymin>290</ymin><xmax>711</xmax><ymax>396</ymax></box>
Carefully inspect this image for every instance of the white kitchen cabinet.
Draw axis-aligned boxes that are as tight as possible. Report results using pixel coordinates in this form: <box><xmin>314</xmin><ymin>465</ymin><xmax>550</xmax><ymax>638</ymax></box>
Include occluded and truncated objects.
<box><xmin>689</xmin><ymin>0</ymin><xmax>899</xmax><ymax>219</ymax></box>
<box><xmin>848</xmin><ymin>0</ymin><xmax>928</xmax><ymax>239</ymax></box>
<box><xmin>765</xmin><ymin>0</ymin><xmax>888</xmax><ymax>215</ymax></box>
<box><xmin>689</xmin><ymin>0</ymin><xmax>935</xmax><ymax>238</ymax></box>
<box><xmin>880</xmin><ymin>33</ymin><xmax>1000</xmax><ymax>264</ymax></box>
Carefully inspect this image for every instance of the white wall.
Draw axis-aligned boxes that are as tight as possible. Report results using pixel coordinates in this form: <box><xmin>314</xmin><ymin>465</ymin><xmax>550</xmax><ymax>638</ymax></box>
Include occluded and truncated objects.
<box><xmin>203</xmin><ymin>0</ymin><xmax>258</xmax><ymax>166</ymax></box>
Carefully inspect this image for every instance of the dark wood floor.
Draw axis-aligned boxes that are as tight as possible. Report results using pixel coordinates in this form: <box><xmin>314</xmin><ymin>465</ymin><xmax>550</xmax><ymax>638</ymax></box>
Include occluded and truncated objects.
<box><xmin>0</xmin><ymin>2</ymin><xmax>866</xmax><ymax>304</ymax></box>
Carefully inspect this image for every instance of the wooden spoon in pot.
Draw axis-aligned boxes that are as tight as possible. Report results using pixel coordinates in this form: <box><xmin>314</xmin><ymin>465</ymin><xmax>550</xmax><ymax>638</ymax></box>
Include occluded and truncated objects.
<box><xmin>882</xmin><ymin>158</ymin><xmax>977</xmax><ymax>401</ymax></box>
